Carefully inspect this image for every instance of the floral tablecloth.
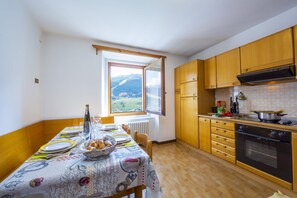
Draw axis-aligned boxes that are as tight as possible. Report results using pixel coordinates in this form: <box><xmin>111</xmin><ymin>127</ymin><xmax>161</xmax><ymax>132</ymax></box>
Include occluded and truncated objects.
<box><xmin>0</xmin><ymin>128</ymin><xmax>160</xmax><ymax>198</ymax></box>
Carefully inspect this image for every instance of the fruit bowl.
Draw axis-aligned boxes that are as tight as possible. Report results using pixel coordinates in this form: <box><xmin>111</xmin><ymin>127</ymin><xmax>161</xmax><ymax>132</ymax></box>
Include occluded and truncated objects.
<box><xmin>80</xmin><ymin>135</ymin><xmax>116</xmax><ymax>160</ymax></box>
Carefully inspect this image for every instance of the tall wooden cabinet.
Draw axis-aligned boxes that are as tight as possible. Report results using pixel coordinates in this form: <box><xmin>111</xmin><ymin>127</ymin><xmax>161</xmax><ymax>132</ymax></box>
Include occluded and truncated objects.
<box><xmin>216</xmin><ymin>48</ymin><xmax>241</xmax><ymax>88</ymax></box>
<box><xmin>175</xmin><ymin>68</ymin><xmax>181</xmax><ymax>140</ymax></box>
<box><xmin>198</xmin><ymin>117</ymin><xmax>211</xmax><ymax>153</ymax></box>
<box><xmin>204</xmin><ymin>57</ymin><xmax>217</xmax><ymax>89</ymax></box>
<box><xmin>293</xmin><ymin>25</ymin><xmax>297</xmax><ymax>72</ymax></box>
<box><xmin>175</xmin><ymin>60</ymin><xmax>215</xmax><ymax>148</ymax></box>
<box><xmin>240</xmin><ymin>28</ymin><xmax>294</xmax><ymax>73</ymax></box>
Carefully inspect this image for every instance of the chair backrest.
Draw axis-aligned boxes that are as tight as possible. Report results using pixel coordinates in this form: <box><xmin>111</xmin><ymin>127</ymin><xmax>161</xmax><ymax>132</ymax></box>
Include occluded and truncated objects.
<box><xmin>99</xmin><ymin>116</ymin><xmax>114</xmax><ymax>124</ymax></box>
<box><xmin>121</xmin><ymin>124</ymin><xmax>131</xmax><ymax>134</ymax></box>
<box><xmin>134</xmin><ymin>131</ymin><xmax>152</xmax><ymax>160</ymax></box>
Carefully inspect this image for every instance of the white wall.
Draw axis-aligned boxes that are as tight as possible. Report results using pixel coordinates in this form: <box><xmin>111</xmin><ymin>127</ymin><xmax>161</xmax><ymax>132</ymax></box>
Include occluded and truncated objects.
<box><xmin>190</xmin><ymin>5</ymin><xmax>297</xmax><ymax>60</ymax></box>
<box><xmin>42</xmin><ymin>34</ymin><xmax>188</xmax><ymax>142</ymax></box>
<box><xmin>41</xmin><ymin>34</ymin><xmax>101</xmax><ymax>119</ymax></box>
<box><xmin>0</xmin><ymin>0</ymin><xmax>42</xmax><ymax>135</ymax></box>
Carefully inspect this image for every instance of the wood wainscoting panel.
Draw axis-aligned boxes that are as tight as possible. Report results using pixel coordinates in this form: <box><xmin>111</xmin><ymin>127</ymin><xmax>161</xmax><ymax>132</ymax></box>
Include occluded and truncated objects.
<box><xmin>25</xmin><ymin>121</ymin><xmax>45</xmax><ymax>155</ymax></box>
<box><xmin>43</xmin><ymin>118</ymin><xmax>81</xmax><ymax>142</ymax></box>
<box><xmin>0</xmin><ymin>128</ymin><xmax>32</xmax><ymax>181</ymax></box>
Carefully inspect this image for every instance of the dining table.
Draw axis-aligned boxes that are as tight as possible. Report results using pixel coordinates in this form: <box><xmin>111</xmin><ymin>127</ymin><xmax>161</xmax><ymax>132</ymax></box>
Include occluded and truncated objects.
<box><xmin>0</xmin><ymin>125</ymin><xmax>161</xmax><ymax>198</ymax></box>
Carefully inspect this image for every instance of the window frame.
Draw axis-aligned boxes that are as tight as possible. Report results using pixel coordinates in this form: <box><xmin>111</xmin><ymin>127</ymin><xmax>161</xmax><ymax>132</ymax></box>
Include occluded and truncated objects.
<box><xmin>108</xmin><ymin>62</ymin><xmax>146</xmax><ymax>116</ymax></box>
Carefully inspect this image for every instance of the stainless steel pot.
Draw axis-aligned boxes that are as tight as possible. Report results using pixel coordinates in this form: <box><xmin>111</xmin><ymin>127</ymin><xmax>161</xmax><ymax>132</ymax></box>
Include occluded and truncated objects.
<box><xmin>253</xmin><ymin>110</ymin><xmax>287</xmax><ymax>122</ymax></box>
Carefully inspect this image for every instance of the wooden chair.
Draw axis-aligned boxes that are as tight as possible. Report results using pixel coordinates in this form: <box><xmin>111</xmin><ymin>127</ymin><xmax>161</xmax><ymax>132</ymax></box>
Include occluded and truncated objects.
<box><xmin>121</xmin><ymin>124</ymin><xmax>131</xmax><ymax>135</ymax></box>
<box><xmin>134</xmin><ymin>131</ymin><xmax>152</xmax><ymax>160</ymax></box>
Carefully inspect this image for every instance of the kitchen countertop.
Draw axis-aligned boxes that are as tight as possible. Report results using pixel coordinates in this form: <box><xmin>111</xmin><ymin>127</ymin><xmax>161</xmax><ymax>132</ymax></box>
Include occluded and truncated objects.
<box><xmin>198</xmin><ymin>114</ymin><xmax>297</xmax><ymax>132</ymax></box>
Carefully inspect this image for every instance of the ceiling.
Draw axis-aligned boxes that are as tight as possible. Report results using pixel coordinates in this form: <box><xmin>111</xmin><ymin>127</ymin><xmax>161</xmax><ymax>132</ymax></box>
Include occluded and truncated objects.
<box><xmin>22</xmin><ymin>0</ymin><xmax>297</xmax><ymax>57</ymax></box>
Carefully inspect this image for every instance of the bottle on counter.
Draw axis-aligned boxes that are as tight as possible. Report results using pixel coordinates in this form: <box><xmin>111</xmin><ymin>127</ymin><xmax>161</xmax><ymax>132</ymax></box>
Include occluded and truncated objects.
<box><xmin>230</xmin><ymin>97</ymin><xmax>234</xmax><ymax>113</ymax></box>
<box><xmin>83</xmin><ymin>104</ymin><xmax>91</xmax><ymax>139</ymax></box>
<box><xmin>235</xmin><ymin>97</ymin><xmax>239</xmax><ymax>114</ymax></box>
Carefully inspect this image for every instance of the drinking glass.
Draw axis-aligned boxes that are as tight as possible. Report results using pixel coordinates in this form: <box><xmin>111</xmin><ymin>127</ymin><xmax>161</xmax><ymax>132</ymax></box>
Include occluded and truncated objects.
<box><xmin>79</xmin><ymin>121</ymin><xmax>92</xmax><ymax>141</ymax></box>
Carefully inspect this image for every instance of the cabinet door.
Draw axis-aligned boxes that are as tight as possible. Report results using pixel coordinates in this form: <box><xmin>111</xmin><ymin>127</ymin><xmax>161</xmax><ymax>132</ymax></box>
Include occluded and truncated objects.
<box><xmin>204</xmin><ymin>57</ymin><xmax>216</xmax><ymax>89</ymax></box>
<box><xmin>292</xmin><ymin>133</ymin><xmax>297</xmax><ymax>192</ymax></box>
<box><xmin>216</xmin><ymin>48</ymin><xmax>241</xmax><ymax>88</ymax></box>
<box><xmin>175</xmin><ymin>67</ymin><xmax>180</xmax><ymax>92</ymax></box>
<box><xmin>241</xmin><ymin>28</ymin><xmax>294</xmax><ymax>73</ymax></box>
<box><xmin>180</xmin><ymin>81</ymin><xmax>197</xmax><ymax>97</ymax></box>
<box><xmin>180</xmin><ymin>60</ymin><xmax>197</xmax><ymax>83</ymax></box>
<box><xmin>175</xmin><ymin>68</ymin><xmax>181</xmax><ymax>139</ymax></box>
<box><xmin>198</xmin><ymin>117</ymin><xmax>211</xmax><ymax>153</ymax></box>
<box><xmin>180</xmin><ymin>97</ymin><xmax>198</xmax><ymax>148</ymax></box>
<box><xmin>175</xmin><ymin>93</ymin><xmax>181</xmax><ymax>139</ymax></box>
<box><xmin>293</xmin><ymin>25</ymin><xmax>297</xmax><ymax>71</ymax></box>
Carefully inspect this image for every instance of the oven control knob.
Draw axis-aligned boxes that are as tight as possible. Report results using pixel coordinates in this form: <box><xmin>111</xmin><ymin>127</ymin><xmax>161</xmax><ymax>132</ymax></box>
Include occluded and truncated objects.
<box><xmin>278</xmin><ymin>132</ymin><xmax>286</xmax><ymax>137</ymax></box>
<box><xmin>270</xmin><ymin>131</ymin><xmax>278</xmax><ymax>137</ymax></box>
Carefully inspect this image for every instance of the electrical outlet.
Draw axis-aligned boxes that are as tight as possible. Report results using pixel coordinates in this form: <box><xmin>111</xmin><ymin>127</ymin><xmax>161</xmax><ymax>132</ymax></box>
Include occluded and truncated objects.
<box><xmin>35</xmin><ymin>78</ymin><xmax>39</xmax><ymax>84</ymax></box>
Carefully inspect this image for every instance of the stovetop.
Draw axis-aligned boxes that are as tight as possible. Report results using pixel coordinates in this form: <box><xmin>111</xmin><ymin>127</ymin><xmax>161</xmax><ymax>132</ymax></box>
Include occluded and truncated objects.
<box><xmin>233</xmin><ymin>115</ymin><xmax>297</xmax><ymax>126</ymax></box>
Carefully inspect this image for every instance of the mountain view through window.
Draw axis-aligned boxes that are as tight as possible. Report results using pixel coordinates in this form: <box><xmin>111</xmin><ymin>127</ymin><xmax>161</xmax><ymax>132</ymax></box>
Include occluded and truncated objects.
<box><xmin>110</xmin><ymin>64</ymin><xmax>143</xmax><ymax>114</ymax></box>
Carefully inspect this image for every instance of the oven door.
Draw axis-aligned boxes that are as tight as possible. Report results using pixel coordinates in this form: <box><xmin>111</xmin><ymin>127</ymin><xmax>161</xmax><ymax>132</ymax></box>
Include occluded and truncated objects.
<box><xmin>236</xmin><ymin>131</ymin><xmax>292</xmax><ymax>182</ymax></box>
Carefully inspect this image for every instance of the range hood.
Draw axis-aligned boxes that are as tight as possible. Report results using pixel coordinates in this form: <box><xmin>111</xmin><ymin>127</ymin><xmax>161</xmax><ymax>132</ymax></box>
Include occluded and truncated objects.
<box><xmin>237</xmin><ymin>65</ymin><xmax>296</xmax><ymax>85</ymax></box>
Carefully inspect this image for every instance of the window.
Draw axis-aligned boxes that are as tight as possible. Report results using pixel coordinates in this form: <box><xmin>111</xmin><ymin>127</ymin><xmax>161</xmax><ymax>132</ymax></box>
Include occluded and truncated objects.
<box><xmin>108</xmin><ymin>62</ymin><xmax>145</xmax><ymax>115</ymax></box>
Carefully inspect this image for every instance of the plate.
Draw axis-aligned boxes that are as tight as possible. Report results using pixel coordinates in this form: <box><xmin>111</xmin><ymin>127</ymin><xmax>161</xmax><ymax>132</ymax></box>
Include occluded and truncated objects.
<box><xmin>61</xmin><ymin>126</ymin><xmax>83</xmax><ymax>135</ymax></box>
<box><xmin>113</xmin><ymin>134</ymin><xmax>131</xmax><ymax>144</ymax></box>
<box><xmin>39</xmin><ymin>140</ymin><xmax>76</xmax><ymax>153</ymax></box>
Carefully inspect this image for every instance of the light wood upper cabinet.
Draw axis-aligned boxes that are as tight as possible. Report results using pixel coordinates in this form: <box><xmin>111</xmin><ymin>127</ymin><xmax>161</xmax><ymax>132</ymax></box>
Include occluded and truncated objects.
<box><xmin>198</xmin><ymin>117</ymin><xmax>211</xmax><ymax>153</ymax></box>
<box><xmin>180</xmin><ymin>97</ymin><xmax>198</xmax><ymax>148</ymax></box>
<box><xmin>216</xmin><ymin>48</ymin><xmax>241</xmax><ymax>88</ymax></box>
<box><xmin>204</xmin><ymin>57</ymin><xmax>217</xmax><ymax>89</ymax></box>
<box><xmin>180</xmin><ymin>60</ymin><xmax>198</xmax><ymax>83</ymax></box>
<box><xmin>240</xmin><ymin>28</ymin><xmax>294</xmax><ymax>73</ymax></box>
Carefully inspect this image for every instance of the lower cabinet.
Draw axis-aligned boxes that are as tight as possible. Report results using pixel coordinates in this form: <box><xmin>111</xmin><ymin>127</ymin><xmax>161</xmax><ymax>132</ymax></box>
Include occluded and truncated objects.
<box><xmin>293</xmin><ymin>133</ymin><xmax>297</xmax><ymax>191</ymax></box>
<box><xmin>180</xmin><ymin>97</ymin><xmax>198</xmax><ymax>148</ymax></box>
<box><xmin>211</xmin><ymin>119</ymin><xmax>236</xmax><ymax>164</ymax></box>
<box><xmin>198</xmin><ymin>117</ymin><xmax>211</xmax><ymax>153</ymax></box>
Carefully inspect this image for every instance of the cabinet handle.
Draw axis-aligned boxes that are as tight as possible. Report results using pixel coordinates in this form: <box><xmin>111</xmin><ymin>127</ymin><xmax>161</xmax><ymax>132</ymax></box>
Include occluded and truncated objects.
<box><xmin>224</xmin><ymin>153</ymin><xmax>227</xmax><ymax>156</ymax></box>
<box><xmin>224</xmin><ymin>138</ymin><xmax>227</xmax><ymax>141</ymax></box>
<box><xmin>193</xmin><ymin>78</ymin><xmax>195</xmax><ymax>81</ymax></box>
<box><xmin>223</xmin><ymin>130</ymin><xmax>227</xmax><ymax>133</ymax></box>
<box><xmin>204</xmin><ymin>119</ymin><xmax>207</xmax><ymax>121</ymax></box>
<box><xmin>223</xmin><ymin>122</ymin><xmax>226</xmax><ymax>125</ymax></box>
<box><xmin>224</xmin><ymin>146</ymin><xmax>227</xmax><ymax>149</ymax></box>
<box><xmin>193</xmin><ymin>93</ymin><xmax>196</xmax><ymax>96</ymax></box>
<box><xmin>216</xmin><ymin>128</ymin><xmax>219</xmax><ymax>131</ymax></box>
<box><xmin>216</xmin><ymin>121</ymin><xmax>219</xmax><ymax>124</ymax></box>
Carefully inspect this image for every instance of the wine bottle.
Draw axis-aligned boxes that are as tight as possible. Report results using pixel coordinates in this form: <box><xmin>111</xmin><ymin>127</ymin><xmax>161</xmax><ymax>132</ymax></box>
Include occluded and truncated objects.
<box><xmin>83</xmin><ymin>104</ymin><xmax>91</xmax><ymax>137</ymax></box>
<box><xmin>235</xmin><ymin>97</ymin><xmax>239</xmax><ymax>114</ymax></box>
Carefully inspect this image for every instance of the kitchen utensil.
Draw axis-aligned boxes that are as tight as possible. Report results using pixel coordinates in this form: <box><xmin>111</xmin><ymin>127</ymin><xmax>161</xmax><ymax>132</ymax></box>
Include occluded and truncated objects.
<box><xmin>252</xmin><ymin>110</ymin><xmax>287</xmax><ymax>122</ymax></box>
<box><xmin>211</xmin><ymin>106</ymin><xmax>218</xmax><ymax>113</ymax></box>
<box><xmin>236</xmin><ymin>92</ymin><xmax>247</xmax><ymax>100</ymax></box>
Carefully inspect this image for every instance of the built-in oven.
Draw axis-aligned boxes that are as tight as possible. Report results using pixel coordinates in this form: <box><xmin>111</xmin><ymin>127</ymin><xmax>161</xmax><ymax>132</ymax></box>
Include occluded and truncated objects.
<box><xmin>235</xmin><ymin>124</ymin><xmax>292</xmax><ymax>182</ymax></box>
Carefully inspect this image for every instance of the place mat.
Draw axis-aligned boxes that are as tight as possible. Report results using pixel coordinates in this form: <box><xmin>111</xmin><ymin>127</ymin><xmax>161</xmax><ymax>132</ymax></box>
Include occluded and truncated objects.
<box><xmin>39</xmin><ymin>140</ymin><xmax>76</xmax><ymax>154</ymax></box>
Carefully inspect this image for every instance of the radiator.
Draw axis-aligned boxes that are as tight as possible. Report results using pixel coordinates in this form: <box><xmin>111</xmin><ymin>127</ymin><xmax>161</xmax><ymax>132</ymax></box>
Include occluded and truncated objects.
<box><xmin>124</xmin><ymin>120</ymin><xmax>150</xmax><ymax>136</ymax></box>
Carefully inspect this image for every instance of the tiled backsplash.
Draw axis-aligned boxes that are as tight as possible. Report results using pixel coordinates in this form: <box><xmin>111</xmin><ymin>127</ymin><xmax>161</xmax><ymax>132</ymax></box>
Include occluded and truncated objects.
<box><xmin>215</xmin><ymin>81</ymin><xmax>297</xmax><ymax>117</ymax></box>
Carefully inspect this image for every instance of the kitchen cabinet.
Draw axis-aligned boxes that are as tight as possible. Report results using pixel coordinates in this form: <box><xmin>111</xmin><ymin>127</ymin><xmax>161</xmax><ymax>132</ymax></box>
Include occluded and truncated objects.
<box><xmin>176</xmin><ymin>60</ymin><xmax>215</xmax><ymax>148</ymax></box>
<box><xmin>293</xmin><ymin>133</ymin><xmax>297</xmax><ymax>192</ymax></box>
<box><xmin>180</xmin><ymin>60</ymin><xmax>197</xmax><ymax>83</ymax></box>
<box><xmin>293</xmin><ymin>25</ymin><xmax>297</xmax><ymax>73</ymax></box>
<box><xmin>180</xmin><ymin>81</ymin><xmax>197</xmax><ymax>97</ymax></box>
<box><xmin>198</xmin><ymin>117</ymin><xmax>211</xmax><ymax>153</ymax></box>
<box><xmin>175</xmin><ymin>68</ymin><xmax>181</xmax><ymax>140</ymax></box>
<box><xmin>204</xmin><ymin>57</ymin><xmax>217</xmax><ymax>89</ymax></box>
<box><xmin>211</xmin><ymin>119</ymin><xmax>236</xmax><ymax>164</ymax></box>
<box><xmin>216</xmin><ymin>48</ymin><xmax>241</xmax><ymax>88</ymax></box>
<box><xmin>180</xmin><ymin>97</ymin><xmax>198</xmax><ymax>148</ymax></box>
<box><xmin>240</xmin><ymin>28</ymin><xmax>294</xmax><ymax>73</ymax></box>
